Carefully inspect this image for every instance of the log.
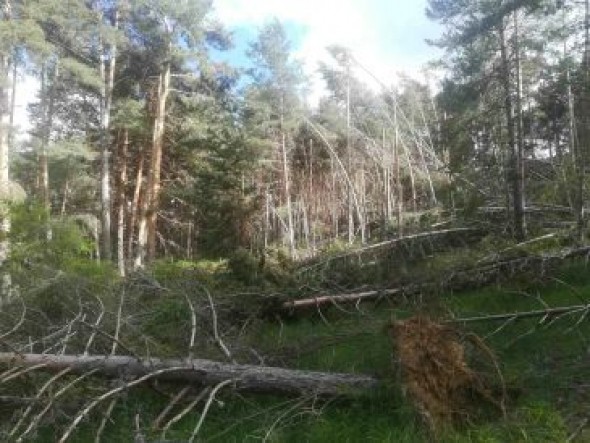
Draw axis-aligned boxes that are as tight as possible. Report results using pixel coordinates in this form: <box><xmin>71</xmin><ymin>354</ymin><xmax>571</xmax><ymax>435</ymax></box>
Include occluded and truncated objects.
<box><xmin>0</xmin><ymin>353</ymin><xmax>379</xmax><ymax>397</ymax></box>
<box><xmin>283</xmin><ymin>246</ymin><xmax>590</xmax><ymax>311</ymax></box>
<box><xmin>283</xmin><ymin>288</ymin><xmax>403</xmax><ymax>309</ymax></box>
<box><xmin>299</xmin><ymin>228</ymin><xmax>484</xmax><ymax>271</ymax></box>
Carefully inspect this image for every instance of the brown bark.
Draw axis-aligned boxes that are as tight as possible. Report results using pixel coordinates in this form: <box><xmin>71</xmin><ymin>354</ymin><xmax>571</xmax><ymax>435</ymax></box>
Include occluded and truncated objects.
<box><xmin>137</xmin><ymin>60</ymin><xmax>171</xmax><ymax>267</ymax></box>
<box><xmin>0</xmin><ymin>353</ymin><xmax>379</xmax><ymax>397</ymax></box>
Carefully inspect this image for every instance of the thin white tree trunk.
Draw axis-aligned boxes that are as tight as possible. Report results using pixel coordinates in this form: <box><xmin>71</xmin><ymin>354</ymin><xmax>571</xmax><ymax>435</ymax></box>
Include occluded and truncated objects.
<box><xmin>394</xmin><ymin>109</ymin><xmax>403</xmax><ymax>237</ymax></box>
<box><xmin>280</xmin><ymin>96</ymin><xmax>296</xmax><ymax>259</ymax></box>
<box><xmin>40</xmin><ymin>61</ymin><xmax>58</xmax><ymax>241</ymax></box>
<box><xmin>117</xmin><ymin>129</ymin><xmax>128</xmax><ymax>276</ymax></box>
<box><xmin>99</xmin><ymin>6</ymin><xmax>119</xmax><ymax>261</ymax></box>
<box><xmin>0</xmin><ymin>50</ymin><xmax>11</xmax><ymax>298</ymax></box>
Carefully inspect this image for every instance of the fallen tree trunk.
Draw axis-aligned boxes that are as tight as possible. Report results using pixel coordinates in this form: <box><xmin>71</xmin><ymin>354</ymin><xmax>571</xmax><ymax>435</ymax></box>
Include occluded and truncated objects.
<box><xmin>0</xmin><ymin>353</ymin><xmax>379</xmax><ymax>397</ymax></box>
<box><xmin>448</xmin><ymin>303</ymin><xmax>590</xmax><ymax>324</ymax></box>
<box><xmin>298</xmin><ymin>228</ymin><xmax>485</xmax><ymax>271</ymax></box>
<box><xmin>283</xmin><ymin>246</ymin><xmax>590</xmax><ymax>311</ymax></box>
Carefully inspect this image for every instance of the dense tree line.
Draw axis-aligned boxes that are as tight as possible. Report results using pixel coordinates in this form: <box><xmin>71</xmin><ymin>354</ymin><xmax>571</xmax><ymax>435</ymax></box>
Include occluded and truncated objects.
<box><xmin>0</xmin><ymin>0</ymin><xmax>589</xmax><ymax>280</ymax></box>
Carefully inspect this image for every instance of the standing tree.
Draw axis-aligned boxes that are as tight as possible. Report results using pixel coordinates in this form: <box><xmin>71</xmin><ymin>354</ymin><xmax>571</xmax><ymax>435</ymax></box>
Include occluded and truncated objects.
<box><xmin>132</xmin><ymin>0</ymin><xmax>226</xmax><ymax>267</ymax></box>
<box><xmin>245</xmin><ymin>20</ymin><xmax>305</xmax><ymax>258</ymax></box>
<box><xmin>427</xmin><ymin>0</ymin><xmax>545</xmax><ymax>240</ymax></box>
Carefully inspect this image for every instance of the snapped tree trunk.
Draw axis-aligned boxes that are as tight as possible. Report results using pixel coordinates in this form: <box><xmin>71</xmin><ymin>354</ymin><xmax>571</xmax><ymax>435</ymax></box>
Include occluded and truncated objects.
<box><xmin>0</xmin><ymin>353</ymin><xmax>380</xmax><ymax>397</ymax></box>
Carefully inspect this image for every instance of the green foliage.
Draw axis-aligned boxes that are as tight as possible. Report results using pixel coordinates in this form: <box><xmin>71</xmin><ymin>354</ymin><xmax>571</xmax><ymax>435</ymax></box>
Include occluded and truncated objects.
<box><xmin>228</xmin><ymin>248</ymin><xmax>261</xmax><ymax>285</ymax></box>
<box><xmin>193</xmin><ymin>129</ymin><xmax>262</xmax><ymax>257</ymax></box>
<box><xmin>8</xmin><ymin>203</ymin><xmax>97</xmax><ymax>269</ymax></box>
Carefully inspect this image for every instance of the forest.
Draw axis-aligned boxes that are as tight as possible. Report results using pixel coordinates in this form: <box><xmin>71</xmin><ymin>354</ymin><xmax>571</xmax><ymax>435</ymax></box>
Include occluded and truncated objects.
<box><xmin>0</xmin><ymin>0</ymin><xmax>588</xmax><ymax>441</ymax></box>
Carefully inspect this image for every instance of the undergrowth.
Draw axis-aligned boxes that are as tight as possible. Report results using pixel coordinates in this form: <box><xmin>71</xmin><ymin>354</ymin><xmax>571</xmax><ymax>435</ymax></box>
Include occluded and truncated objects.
<box><xmin>2</xmin><ymin>234</ymin><xmax>588</xmax><ymax>442</ymax></box>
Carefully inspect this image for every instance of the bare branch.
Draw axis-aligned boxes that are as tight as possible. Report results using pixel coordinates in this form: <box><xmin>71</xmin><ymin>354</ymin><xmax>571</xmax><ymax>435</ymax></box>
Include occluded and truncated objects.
<box><xmin>187</xmin><ymin>379</ymin><xmax>235</xmax><ymax>443</ymax></box>
<box><xmin>160</xmin><ymin>388</ymin><xmax>210</xmax><ymax>440</ymax></box>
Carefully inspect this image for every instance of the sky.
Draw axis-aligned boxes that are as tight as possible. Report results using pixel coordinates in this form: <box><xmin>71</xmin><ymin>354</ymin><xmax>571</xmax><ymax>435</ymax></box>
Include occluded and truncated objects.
<box><xmin>12</xmin><ymin>0</ymin><xmax>442</xmax><ymax>137</ymax></box>
<box><xmin>211</xmin><ymin>0</ymin><xmax>443</xmax><ymax>102</ymax></box>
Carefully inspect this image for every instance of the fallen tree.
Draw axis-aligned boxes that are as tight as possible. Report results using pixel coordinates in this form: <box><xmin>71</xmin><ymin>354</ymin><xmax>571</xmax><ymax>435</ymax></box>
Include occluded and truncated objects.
<box><xmin>0</xmin><ymin>353</ymin><xmax>380</xmax><ymax>397</ymax></box>
<box><xmin>298</xmin><ymin>228</ymin><xmax>485</xmax><ymax>271</ymax></box>
<box><xmin>282</xmin><ymin>246</ymin><xmax>590</xmax><ymax>311</ymax></box>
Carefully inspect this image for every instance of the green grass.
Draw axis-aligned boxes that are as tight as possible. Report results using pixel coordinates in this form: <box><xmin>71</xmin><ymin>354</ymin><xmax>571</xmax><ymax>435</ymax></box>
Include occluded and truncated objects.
<box><xmin>32</xmin><ymin>262</ymin><xmax>590</xmax><ymax>442</ymax></box>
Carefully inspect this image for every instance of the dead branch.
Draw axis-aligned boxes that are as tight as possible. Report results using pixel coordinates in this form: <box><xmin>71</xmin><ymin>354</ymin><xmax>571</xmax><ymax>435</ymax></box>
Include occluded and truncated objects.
<box><xmin>283</xmin><ymin>288</ymin><xmax>402</xmax><ymax>309</ymax></box>
<box><xmin>0</xmin><ymin>353</ymin><xmax>379</xmax><ymax>397</ymax></box>
<box><xmin>10</xmin><ymin>367</ymin><xmax>73</xmax><ymax>438</ymax></box>
<box><xmin>188</xmin><ymin>379</ymin><xmax>234</xmax><ymax>443</ymax></box>
<box><xmin>448</xmin><ymin>304</ymin><xmax>590</xmax><ymax>324</ymax></box>
<box><xmin>0</xmin><ymin>297</ymin><xmax>26</xmax><ymax>340</ymax></box>
<box><xmin>160</xmin><ymin>387</ymin><xmax>209</xmax><ymax>440</ymax></box>
<box><xmin>58</xmin><ymin>367</ymin><xmax>189</xmax><ymax>443</ymax></box>
<box><xmin>16</xmin><ymin>368</ymin><xmax>100</xmax><ymax>442</ymax></box>
<box><xmin>200</xmin><ymin>283</ymin><xmax>234</xmax><ymax>363</ymax></box>
<box><xmin>84</xmin><ymin>295</ymin><xmax>105</xmax><ymax>356</ymax></box>
<box><xmin>95</xmin><ymin>398</ymin><xmax>117</xmax><ymax>443</ymax></box>
<box><xmin>153</xmin><ymin>385</ymin><xmax>191</xmax><ymax>431</ymax></box>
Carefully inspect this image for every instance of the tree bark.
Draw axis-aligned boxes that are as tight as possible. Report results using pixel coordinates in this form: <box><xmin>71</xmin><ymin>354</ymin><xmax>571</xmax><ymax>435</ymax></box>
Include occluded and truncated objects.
<box><xmin>137</xmin><ymin>59</ymin><xmax>171</xmax><ymax>267</ymax></box>
<box><xmin>394</xmin><ymin>107</ymin><xmax>403</xmax><ymax>237</ymax></box>
<box><xmin>128</xmin><ymin>148</ymin><xmax>144</xmax><ymax>263</ymax></box>
<box><xmin>116</xmin><ymin>129</ymin><xmax>128</xmax><ymax>276</ymax></box>
<box><xmin>0</xmin><ymin>353</ymin><xmax>379</xmax><ymax>397</ymax></box>
<box><xmin>0</xmin><ymin>2</ymin><xmax>12</xmax><ymax>298</ymax></box>
<box><xmin>575</xmin><ymin>0</ymin><xmax>590</xmax><ymax>243</ymax></box>
<box><xmin>499</xmin><ymin>19</ymin><xmax>525</xmax><ymax>241</ymax></box>
<box><xmin>39</xmin><ymin>61</ymin><xmax>58</xmax><ymax>240</ymax></box>
<box><xmin>98</xmin><ymin>5</ymin><xmax>119</xmax><ymax>261</ymax></box>
<box><xmin>513</xmin><ymin>11</ymin><xmax>526</xmax><ymax>241</ymax></box>
<box><xmin>280</xmin><ymin>95</ymin><xmax>296</xmax><ymax>259</ymax></box>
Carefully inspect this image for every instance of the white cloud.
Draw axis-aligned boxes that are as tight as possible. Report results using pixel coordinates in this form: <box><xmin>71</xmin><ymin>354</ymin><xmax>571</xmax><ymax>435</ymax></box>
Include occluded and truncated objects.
<box><xmin>213</xmin><ymin>0</ymin><xmax>439</xmax><ymax>105</ymax></box>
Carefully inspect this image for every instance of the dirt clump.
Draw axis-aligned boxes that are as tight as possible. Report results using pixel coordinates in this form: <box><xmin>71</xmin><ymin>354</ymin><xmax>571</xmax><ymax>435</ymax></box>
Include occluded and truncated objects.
<box><xmin>389</xmin><ymin>316</ymin><xmax>504</xmax><ymax>433</ymax></box>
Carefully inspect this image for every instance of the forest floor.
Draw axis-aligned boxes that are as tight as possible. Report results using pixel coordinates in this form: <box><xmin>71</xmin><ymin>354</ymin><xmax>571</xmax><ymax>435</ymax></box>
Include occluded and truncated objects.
<box><xmin>29</xmin><ymin>259</ymin><xmax>589</xmax><ymax>443</ymax></box>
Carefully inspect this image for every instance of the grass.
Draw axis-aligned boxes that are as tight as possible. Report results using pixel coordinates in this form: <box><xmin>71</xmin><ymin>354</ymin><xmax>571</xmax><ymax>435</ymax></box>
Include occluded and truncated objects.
<box><xmin>29</xmin><ymin>261</ymin><xmax>590</xmax><ymax>442</ymax></box>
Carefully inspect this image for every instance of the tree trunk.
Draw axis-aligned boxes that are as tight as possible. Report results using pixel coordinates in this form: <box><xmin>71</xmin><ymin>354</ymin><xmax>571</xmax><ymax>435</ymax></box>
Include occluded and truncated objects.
<box><xmin>128</xmin><ymin>148</ymin><xmax>144</xmax><ymax>263</ymax></box>
<box><xmin>346</xmin><ymin>61</ymin><xmax>354</xmax><ymax>244</ymax></box>
<box><xmin>575</xmin><ymin>0</ymin><xmax>590</xmax><ymax>243</ymax></box>
<box><xmin>394</xmin><ymin>107</ymin><xmax>404</xmax><ymax>236</ymax></box>
<box><xmin>116</xmin><ymin>129</ymin><xmax>128</xmax><ymax>276</ymax></box>
<box><xmin>0</xmin><ymin>39</ymin><xmax>11</xmax><ymax>298</ymax></box>
<box><xmin>513</xmin><ymin>11</ymin><xmax>526</xmax><ymax>241</ymax></box>
<box><xmin>499</xmin><ymin>21</ymin><xmax>525</xmax><ymax>241</ymax></box>
<box><xmin>280</xmin><ymin>95</ymin><xmax>296</xmax><ymax>259</ymax></box>
<box><xmin>0</xmin><ymin>353</ymin><xmax>379</xmax><ymax>397</ymax></box>
<box><xmin>99</xmin><ymin>6</ymin><xmax>119</xmax><ymax>261</ymax></box>
<box><xmin>39</xmin><ymin>61</ymin><xmax>58</xmax><ymax>240</ymax></box>
<box><xmin>137</xmin><ymin>60</ymin><xmax>171</xmax><ymax>267</ymax></box>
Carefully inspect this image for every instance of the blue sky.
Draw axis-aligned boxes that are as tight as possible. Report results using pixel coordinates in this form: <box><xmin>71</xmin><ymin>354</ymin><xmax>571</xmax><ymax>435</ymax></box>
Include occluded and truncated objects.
<box><xmin>211</xmin><ymin>0</ymin><xmax>443</xmax><ymax>101</ymax></box>
<box><xmin>12</xmin><ymin>1</ymin><xmax>443</xmax><ymax>134</ymax></box>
